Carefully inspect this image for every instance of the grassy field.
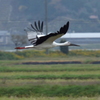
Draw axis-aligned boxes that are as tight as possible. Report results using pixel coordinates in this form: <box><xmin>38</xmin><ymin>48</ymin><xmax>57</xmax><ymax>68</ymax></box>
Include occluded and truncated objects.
<box><xmin>0</xmin><ymin>96</ymin><xmax>100</xmax><ymax>100</ymax></box>
<box><xmin>0</xmin><ymin>56</ymin><xmax>100</xmax><ymax>99</ymax></box>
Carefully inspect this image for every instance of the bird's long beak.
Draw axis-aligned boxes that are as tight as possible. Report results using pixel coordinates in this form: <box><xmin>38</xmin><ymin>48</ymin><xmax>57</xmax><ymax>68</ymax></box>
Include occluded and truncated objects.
<box><xmin>70</xmin><ymin>43</ymin><xmax>80</xmax><ymax>46</ymax></box>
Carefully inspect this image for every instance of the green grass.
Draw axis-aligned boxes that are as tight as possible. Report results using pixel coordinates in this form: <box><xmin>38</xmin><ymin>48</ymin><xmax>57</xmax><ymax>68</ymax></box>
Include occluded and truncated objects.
<box><xmin>0</xmin><ymin>96</ymin><xmax>100</xmax><ymax>100</ymax></box>
<box><xmin>0</xmin><ymin>57</ymin><xmax>100</xmax><ymax>97</ymax></box>
<box><xmin>1</xmin><ymin>49</ymin><xmax>100</xmax><ymax>61</ymax></box>
<box><xmin>0</xmin><ymin>74</ymin><xmax>100</xmax><ymax>80</ymax></box>
<box><xmin>0</xmin><ymin>63</ymin><xmax>100</xmax><ymax>80</ymax></box>
<box><xmin>1</xmin><ymin>63</ymin><xmax>100</xmax><ymax>72</ymax></box>
<box><xmin>0</xmin><ymin>70</ymin><xmax>100</xmax><ymax>76</ymax></box>
<box><xmin>0</xmin><ymin>85</ymin><xmax>99</xmax><ymax>97</ymax></box>
<box><xmin>0</xmin><ymin>55</ymin><xmax>100</xmax><ymax>62</ymax></box>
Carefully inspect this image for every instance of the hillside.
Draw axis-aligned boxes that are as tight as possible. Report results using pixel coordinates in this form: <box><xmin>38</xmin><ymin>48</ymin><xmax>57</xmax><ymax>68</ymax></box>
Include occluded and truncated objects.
<box><xmin>0</xmin><ymin>0</ymin><xmax>100</xmax><ymax>32</ymax></box>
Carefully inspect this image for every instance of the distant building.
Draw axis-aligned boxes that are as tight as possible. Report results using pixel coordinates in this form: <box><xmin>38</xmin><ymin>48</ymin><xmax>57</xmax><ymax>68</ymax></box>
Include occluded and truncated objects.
<box><xmin>61</xmin><ymin>33</ymin><xmax>100</xmax><ymax>44</ymax></box>
<box><xmin>62</xmin><ymin>33</ymin><xmax>100</xmax><ymax>38</ymax></box>
<box><xmin>0</xmin><ymin>31</ymin><xmax>11</xmax><ymax>45</ymax></box>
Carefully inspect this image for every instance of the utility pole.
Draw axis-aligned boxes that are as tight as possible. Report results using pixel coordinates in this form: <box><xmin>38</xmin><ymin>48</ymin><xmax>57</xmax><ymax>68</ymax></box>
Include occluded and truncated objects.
<box><xmin>45</xmin><ymin>0</ymin><xmax>48</xmax><ymax>35</ymax></box>
<box><xmin>45</xmin><ymin>0</ymin><xmax>49</xmax><ymax>54</ymax></box>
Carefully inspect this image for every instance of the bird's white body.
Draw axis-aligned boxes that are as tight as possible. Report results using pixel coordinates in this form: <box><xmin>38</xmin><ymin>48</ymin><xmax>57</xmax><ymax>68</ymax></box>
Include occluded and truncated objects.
<box><xmin>15</xmin><ymin>21</ymin><xmax>79</xmax><ymax>50</ymax></box>
<box><xmin>24</xmin><ymin>41</ymin><xmax>70</xmax><ymax>49</ymax></box>
<box><xmin>36</xmin><ymin>41</ymin><xmax>71</xmax><ymax>49</ymax></box>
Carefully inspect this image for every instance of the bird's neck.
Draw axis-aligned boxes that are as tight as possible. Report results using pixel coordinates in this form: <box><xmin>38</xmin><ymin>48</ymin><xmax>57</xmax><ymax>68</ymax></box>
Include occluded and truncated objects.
<box><xmin>53</xmin><ymin>41</ymin><xmax>69</xmax><ymax>47</ymax></box>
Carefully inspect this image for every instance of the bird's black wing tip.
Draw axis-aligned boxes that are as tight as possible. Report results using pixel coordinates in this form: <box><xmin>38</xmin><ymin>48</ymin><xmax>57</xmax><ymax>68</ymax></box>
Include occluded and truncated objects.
<box><xmin>59</xmin><ymin>21</ymin><xmax>70</xmax><ymax>34</ymax></box>
<box><xmin>66</xmin><ymin>21</ymin><xmax>69</xmax><ymax>26</ymax></box>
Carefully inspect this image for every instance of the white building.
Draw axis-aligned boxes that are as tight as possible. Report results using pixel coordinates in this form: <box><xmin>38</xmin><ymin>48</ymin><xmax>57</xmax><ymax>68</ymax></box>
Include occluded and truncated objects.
<box><xmin>62</xmin><ymin>33</ymin><xmax>100</xmax><ymax>38</ymax></box>
<box><xmin>0</xmin><ymin>31</ymin><xmax>10</xmax><ymax>45</ymax></box>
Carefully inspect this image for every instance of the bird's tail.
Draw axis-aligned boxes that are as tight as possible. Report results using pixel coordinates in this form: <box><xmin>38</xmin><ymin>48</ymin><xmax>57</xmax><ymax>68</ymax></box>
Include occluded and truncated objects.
<box><xmin>15</xmin><ymin>47</ymin><xmax>26</xmax><ymax>49</ymax></box>
<box><xmin>15</xmin><ymin>45</ymin><xmax>34</xmax><ymax>49</ymax></box>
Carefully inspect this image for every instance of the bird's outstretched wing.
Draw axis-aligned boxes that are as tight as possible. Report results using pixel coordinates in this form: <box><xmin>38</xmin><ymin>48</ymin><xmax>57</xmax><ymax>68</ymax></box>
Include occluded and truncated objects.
<box><xmin>31</xmin><ymin>21</ymin><xmax>43</xmax><ymax>32</ymax></box>
<box><xmin>34</xmin><ymin>21</ymin><xmax>69</xmax><ymax>46</ymax></box>
<box><xmin>24</xmin><ymin>21</ymin><xmax>44</xmax><ymax>45</ymax></box>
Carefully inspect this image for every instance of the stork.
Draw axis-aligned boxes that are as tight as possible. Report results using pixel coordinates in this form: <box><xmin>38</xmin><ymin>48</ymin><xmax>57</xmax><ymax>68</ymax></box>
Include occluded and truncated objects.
<box><xmin>15</xmin><ymin>21</ymin><xmax>79</xmax><ymax>49</ymax></box>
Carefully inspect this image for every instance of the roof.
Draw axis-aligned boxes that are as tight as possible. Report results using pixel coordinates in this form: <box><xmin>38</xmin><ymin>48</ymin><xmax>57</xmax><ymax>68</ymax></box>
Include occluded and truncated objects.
<box><xmin>0</xmin><ymin>31</ymin><xmax>10</xmax><ymax>36</ymax></box>
<box><xmin>61</xmin><ymin>33</ymin><xmax>100</xmax><ymax>38</ymax></box>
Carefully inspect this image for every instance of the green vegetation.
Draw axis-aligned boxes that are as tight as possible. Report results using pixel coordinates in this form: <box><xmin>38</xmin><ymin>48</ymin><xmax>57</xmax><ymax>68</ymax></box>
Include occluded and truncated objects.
<box><xmin>0</xmin><ymin>85</ymin><xmax>99</xmax><ymax>97</ymax></box>
<box><xmin>0</xmin><ymin>50</ymin><xmax>66</xmax><ymax>60</ymax></box>
<box><xmin>0</xmin><ymin>73</ymin><xmax>100</xmax><ymax>80</ymax></box>
<box><xmin>1</xmin><ymin>50</ymin><xmax>100</xmax><ymax>60</ymax></box>
<box><xmin>0</xmin><ymin>58</ymin><xmax>100</xmax><ymax>97</ymax></box>
<box><xmin>0</xmin><ymin>97</ymin><xmax>100</xmax><ymax>100</ymax></box>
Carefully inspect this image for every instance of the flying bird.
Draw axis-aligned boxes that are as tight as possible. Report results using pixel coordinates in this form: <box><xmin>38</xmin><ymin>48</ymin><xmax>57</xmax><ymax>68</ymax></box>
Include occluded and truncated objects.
<box><xmin>15</xmin><ymin>21</ymin><xmax>79</xmax><ymax>49</ymax></box>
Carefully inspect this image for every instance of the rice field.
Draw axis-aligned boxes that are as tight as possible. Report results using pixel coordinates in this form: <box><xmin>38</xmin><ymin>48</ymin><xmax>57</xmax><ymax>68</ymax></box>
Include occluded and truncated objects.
<box><xmin>0</xmin><ymin>56</ymin><xmax>100</xmax><ymax>99</ymax></box>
